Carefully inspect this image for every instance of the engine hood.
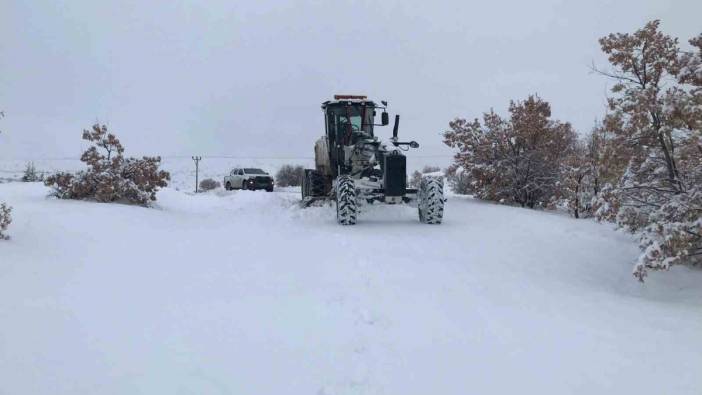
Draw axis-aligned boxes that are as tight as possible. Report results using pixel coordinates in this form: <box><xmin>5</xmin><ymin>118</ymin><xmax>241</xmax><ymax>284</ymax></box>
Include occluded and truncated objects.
<box><xmin>244</xmin><ymin>174</ymin><xmax>272</xmax><ymax>180</ymax></box>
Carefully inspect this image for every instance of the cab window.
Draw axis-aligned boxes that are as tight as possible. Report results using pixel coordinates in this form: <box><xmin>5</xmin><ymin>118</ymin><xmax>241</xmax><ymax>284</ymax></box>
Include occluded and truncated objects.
<box><xmin>327</xmin><ymin>105</ymin><xmax>374</xmax><ymax>144</ymax></box>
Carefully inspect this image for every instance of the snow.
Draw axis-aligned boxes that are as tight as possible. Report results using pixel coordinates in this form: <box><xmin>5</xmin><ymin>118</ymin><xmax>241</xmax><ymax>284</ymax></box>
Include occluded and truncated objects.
<box><xmin>1</xmin><ymin>182</ymin><xmax>701</xmax><ymax>395</ymax></box>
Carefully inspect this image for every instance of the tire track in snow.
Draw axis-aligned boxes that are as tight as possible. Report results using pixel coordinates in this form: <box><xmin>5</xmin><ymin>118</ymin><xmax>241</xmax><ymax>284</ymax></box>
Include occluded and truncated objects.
<box><xmin>317</xmin><ymin>233</ymin><xmax>389</xmax><ymax>394</ymax></box>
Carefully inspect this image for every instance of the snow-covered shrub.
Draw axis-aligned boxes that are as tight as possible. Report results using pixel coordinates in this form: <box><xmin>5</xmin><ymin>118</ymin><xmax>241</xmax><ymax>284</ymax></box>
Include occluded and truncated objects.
<box><xmin>275</xmin><ymin>164</ymin><xmax>304</xmax><ymax>187</ymax></box>
<box><xmin>199</xmin><ymin>178</ymin><xmax>220</xmax><ymax>191</ymax></box>
<box><xmin>632</xmin><ymin>190</ymin><xmax>702</xmax><ymax>281</ymax></box>
<box><xmin>591</xmin><ymin>183</ymin><xmax>620</xmax><ymax>223</ymax></box>
<box><xmin>409</xmin><ymin>166</ymin><xmax>441</xmax><ymax>188</ymax></box>
<box><xmin>554</xmin><ymin>122</ymin><xmax>631</xmax><ymax>219</ymax></box>
<box><xmin>44</xmin><ymin>124</ymin><xmax>170</xmax><ymax>206</ymax></box>
<box><xmin>44</xmin><ymin>172</ymin><xmax>77</xmax><ymax>199</ymax></box>
<box><xmin>559</xmin><ymin>143</ymin><xmax>594</xmax><ymax>218</ymax></box>
<box><xmin>0</xmin><ymin>202</ymin><xmax>11</xmax><ymax>240</ymax></box>
<box><xmin>444</xmin><ymin>95</ymin><xmax>577</xmax><ymax>208</ymax></box>
<box><xmin>593</xmin><ymin>21</ymin><xmax>702</xmax><ymax>280</ymax></box>
<box><xmin>21</xmin><ymin>162</ymin><xmax>41</xmax><ymax>182</ymax></box>
<box><xmin>444</xmin><ymin>165</ymin><xmax>472</xmax><ymax>195</ymax></box>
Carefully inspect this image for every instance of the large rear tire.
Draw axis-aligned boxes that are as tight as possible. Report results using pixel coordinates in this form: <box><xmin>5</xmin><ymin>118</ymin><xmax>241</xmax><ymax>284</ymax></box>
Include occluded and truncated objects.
<box><xmin>302</xmin><ymin>169</ymin><xmax>326</xmax><ymax>200</ymax></box>
<box><xmin>418</xmin><ymin>176</ymin><xmax>444</xmax><ymax>224</ymax></box>
<box><xmin>335</xmin><ymin>175</ymin><xmax>357</xmax><ymax>225</ymax></box>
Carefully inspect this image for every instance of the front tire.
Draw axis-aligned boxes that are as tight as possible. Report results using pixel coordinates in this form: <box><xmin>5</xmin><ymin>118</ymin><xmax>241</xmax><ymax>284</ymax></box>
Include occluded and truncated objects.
<box><xmin>335</xmin><ymin>175</ymin><xmax>357</xmax><ymax>225</ymax></box>
<box><xmin>225</xmin><ymin>182</ymin><xmax>232</xmax><ymax>191</ymax></box>
<box><xmin>418</xmin><ymin>176</ymin><xmax>444</xmax><ymax>224</ymax></box>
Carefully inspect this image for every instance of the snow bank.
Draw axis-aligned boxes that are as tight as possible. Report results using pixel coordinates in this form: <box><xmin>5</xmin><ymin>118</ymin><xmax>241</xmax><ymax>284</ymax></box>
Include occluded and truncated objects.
<box><xmin>1</xmin><ymin>183</ymin><xmax>700</xmax><ymax>394</ymax></box>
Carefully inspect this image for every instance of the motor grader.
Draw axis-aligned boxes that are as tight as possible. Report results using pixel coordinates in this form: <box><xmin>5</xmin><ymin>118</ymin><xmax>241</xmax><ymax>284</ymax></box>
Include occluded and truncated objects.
<box><xmin>301</xmin><ymin>95</ymin><xmax>444</xmax><ymax>225</ymax></box>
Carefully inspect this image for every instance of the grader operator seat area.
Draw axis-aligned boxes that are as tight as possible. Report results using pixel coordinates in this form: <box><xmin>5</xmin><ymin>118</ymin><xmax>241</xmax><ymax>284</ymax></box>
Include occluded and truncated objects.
<box><xmin>323</xmin><ymin>95</ymin><xmax>376</xmax><ymax>147</ymax></box>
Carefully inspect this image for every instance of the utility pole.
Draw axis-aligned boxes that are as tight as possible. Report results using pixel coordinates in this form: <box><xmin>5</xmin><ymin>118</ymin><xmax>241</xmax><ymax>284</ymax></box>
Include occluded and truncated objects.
<box><xmin>192</xmin><ymin>156</ymin><xmax>202</xmax><ymax>193</ymax></box>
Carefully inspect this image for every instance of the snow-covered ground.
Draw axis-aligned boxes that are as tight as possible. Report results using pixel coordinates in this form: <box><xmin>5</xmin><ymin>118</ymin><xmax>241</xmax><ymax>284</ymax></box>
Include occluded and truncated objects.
<box><xmin>1</xmin><ymin>182</ymin><xmax>701</xmax><ymax>395</ymax></box>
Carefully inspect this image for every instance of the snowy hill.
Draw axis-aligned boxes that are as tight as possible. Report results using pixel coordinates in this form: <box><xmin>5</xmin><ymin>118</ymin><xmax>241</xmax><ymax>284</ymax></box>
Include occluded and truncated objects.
<box><xmin>1</xmin><ymin>182</ymin><xmax>701</xmax><ymax>395</ymax></box>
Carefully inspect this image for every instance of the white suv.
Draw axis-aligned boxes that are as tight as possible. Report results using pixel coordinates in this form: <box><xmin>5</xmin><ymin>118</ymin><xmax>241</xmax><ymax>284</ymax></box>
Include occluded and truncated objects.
<box><xmin>223</xmin><ymin>168</ymin><xmax>274</xmax><ymax>191</ymax></box>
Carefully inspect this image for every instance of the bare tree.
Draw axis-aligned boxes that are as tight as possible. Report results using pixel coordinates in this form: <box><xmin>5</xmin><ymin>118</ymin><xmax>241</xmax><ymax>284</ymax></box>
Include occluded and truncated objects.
<box><xmin>275</xmin><ymin>164</ymin><xmax>305</xmax><ymax>187</ymax></box>
<box><xmin>560</xmin><ymin>142</ymin><xmax>592</xmax><ymax>218</ymax></box>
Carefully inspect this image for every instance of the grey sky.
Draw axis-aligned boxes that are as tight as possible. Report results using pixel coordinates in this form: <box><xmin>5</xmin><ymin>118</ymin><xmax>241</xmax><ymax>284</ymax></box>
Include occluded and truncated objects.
<box><xmin>1</xmin><ymin>0</ymin><xmax>700</xmax><ymax>160</ymax></box>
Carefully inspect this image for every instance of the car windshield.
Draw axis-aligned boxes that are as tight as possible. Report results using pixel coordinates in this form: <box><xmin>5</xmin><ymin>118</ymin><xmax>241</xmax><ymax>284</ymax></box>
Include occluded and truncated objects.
<box><xmin>244</xmin><ymin>168</ymin><xmax>267</xmax><ymax>175</ymax></box>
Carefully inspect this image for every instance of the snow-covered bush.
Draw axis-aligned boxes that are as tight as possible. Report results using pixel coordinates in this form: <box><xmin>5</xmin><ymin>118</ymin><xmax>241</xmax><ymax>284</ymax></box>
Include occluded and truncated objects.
<box><xmin>553</xmin><ymin>121</ymin><xmax>632</xmax><ymax>219</ymax></box>
<box><xmin>444</xmin><ymin>95</ymin><xmax>577</xmax><ymax>208</ymax></box>
<box><xmin>591</xmin><ymin>183</ymin><xmax>620</xmax><ymax>223</ymax></box>
<box><xmin>559</xmin><ymin>142</ymin><xmax>594</xmax><ymax>218</ymax></box>
<box><xmin>275</xmin><ymin>164</ymin><xmax>304</xmax><ymax>187</ymax></box>
<box><xmin>21</xmin><ymin>162</ymin><xmax>41</xmax><ymax>182</ymax></box>
<box><xmin>593</xmin><ymin>21</ymin><xmax>702</xmax><ymax>280</ymax></box>
<box><xmin>199</xmin><ymin>178</ymin><xmax>220</xmax><ymax>191</ymax></box>
<box><xmin>0</xmin><ymin>202</ymin><xmax>11</xmax><ymax>240</ymax></box>
<box><xmin>409</xmin><ymin>165</ymin><xmax>441</xmax><ymax>188</ymax></box>
<box><xmin>44</xmin><ymin>124</ymin><xmax>170</xmax><ymax>206</ymax></box>
<box><xmin>0</xmin><ymin>111</ymin><xmax>11</xmax><ymax>240</ymax></box>
<box><xmin>444</xmin><ymin>165</ymin><xmax>472</xmax><ymax>195</ymax></box>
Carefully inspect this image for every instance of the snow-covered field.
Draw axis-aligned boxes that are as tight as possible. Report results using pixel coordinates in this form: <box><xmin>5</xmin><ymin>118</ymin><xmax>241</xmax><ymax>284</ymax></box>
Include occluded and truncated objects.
<box><xmin>1</xmin><ymin>182</ymin><xmax>701</xmax><ymax>395</ymax></box>
<box><xmin>0</xmin><ymin>157</ymin><xmax>313</xmax><ymax>191</ymax></box>
<box><xmin>0</xmin><ymin>156</ymin><xmax>450</xmax><ymax>191</ymax></box>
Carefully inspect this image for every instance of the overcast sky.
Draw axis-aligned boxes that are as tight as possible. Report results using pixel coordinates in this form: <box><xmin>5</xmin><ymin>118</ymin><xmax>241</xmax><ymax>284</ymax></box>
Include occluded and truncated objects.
<box><xmin>1</xmin><ymin>0</ymin><xmax>700</xmax><ymax>160</ymax></box>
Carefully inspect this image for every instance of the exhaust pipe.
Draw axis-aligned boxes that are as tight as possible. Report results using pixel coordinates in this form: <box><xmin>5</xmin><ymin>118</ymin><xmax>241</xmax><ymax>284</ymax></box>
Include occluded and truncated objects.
<box><xmin>392</xmin><ymin>115</ymin><xmax>400</xmax><ymax>140</ymax></box>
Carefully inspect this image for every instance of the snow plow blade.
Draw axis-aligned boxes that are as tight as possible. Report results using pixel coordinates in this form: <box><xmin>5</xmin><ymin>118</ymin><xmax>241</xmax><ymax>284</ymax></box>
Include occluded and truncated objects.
<box><xmin>300</xmin><ymin>196</ymin><xmax>328</xmax><ymax>208</ymax></box>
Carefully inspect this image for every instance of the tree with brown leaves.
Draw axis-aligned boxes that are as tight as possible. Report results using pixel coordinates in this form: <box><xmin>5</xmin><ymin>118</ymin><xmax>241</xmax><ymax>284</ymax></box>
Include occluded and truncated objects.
<box><xmin>596</xmin><ymin>20</ymin><xmax>684</xmax><ymax>193</ymax></box>
<box><xmin>45</xmin><ymin>124</ymin><xmax>170</xmax><ymax>206</ymax></box>
<box><xmin>594</xmin><ymin>21</ymin><xmax>702</xmax><ymax>280</ymax></box>
<box><xmin>444</xmin><ymin>95</ymin><xmax>577</xmax><ymax>209</ymax></box>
